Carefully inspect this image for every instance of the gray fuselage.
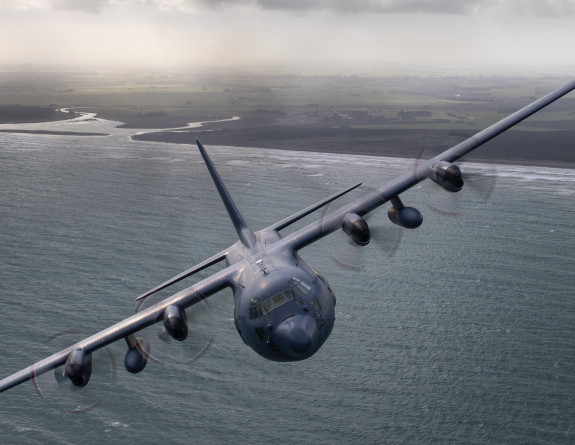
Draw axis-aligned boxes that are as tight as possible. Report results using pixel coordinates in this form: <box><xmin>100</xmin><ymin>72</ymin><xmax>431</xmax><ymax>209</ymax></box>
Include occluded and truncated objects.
<box><xmin>227</xmin><ymin>229</ymin><xmax>336</xmax><ymax>361</ymax></box>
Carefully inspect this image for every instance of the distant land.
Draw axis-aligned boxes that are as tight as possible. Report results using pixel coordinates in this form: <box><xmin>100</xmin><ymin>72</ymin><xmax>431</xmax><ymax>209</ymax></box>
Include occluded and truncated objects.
<box><xmin>1</xmin><ymin>71</ymin><xmax>573</xmax><ymax>167</ymax></box>
<box><xmin>0</xmin><ymin>104</ymin><xmax>71</xmax><ymax>124</ymax></box>
<box><xmin>133</xmin><ymin>125</ymin><xmax>575</xmax><ymax>168</ymax></box>
<box><xmin>0</xmin><ymin>129</ymin><xmax>108</xmax><ymax>136</ymax></box>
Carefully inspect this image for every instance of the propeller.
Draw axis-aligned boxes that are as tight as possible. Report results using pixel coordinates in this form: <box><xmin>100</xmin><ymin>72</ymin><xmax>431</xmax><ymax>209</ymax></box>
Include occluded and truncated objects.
<box><xmin>327</xmin><ymin>148</ymin><xmax>498</xmax><ymax>272</ymax></box>
<box><xmin>404</xmin><ymin>142</ymin><xmax>496</xmax><ymax>217</ymax></box>
<box><xmin>421</xmin><ymin>162</ymin><xmax>497</xmax><ymax>217</ymax></box>
<box><xmin>134</xmin><ymin>291</ymin><xmax>216</xmax><ymax>366</ymax></box>
<box><xmin>319</xmin><ymin>185</ymin><xmax>404</xmax><ymax>272</ymax></box>
<box><xmin>331</xmin><ymin>217</ymin><xmax>403</xmax><ymax>271</ymax></box>
<box><xmin>31</xmin><ymin>330</ymin><xmax>116</xmax><ymax>413</ymax></box>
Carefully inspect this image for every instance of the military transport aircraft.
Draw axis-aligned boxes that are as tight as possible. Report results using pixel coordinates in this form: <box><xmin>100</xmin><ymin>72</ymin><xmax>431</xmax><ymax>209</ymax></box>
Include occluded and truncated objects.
<box><xmin>1</xmin><ymin>80</ymin><xmax>574</xmax><ymax>394</ymax></box>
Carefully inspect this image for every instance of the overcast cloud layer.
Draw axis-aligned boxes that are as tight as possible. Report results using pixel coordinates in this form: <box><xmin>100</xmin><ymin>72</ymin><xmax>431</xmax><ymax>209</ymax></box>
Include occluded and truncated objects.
<box><xmin>4</xmin><ymin>0</ymin><xmax>575</xmax><ymax>15</ymax></box>
<box><xmin>1</xmin><ymin>0</ymin><xmax>574</xmax><ymax>73</ymax></box>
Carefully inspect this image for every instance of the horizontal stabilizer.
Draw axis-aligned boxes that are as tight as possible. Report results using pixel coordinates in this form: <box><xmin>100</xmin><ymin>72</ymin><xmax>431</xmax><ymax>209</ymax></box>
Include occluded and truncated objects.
<box><xmin>136</xmin><ymin>250</ymin><xmax>228</xmax><ymax>301</ymax></box>
<box><xmin>267</xmin><ymin>182</ymin><xmax>362</xmax><ymax>232</ymax></box>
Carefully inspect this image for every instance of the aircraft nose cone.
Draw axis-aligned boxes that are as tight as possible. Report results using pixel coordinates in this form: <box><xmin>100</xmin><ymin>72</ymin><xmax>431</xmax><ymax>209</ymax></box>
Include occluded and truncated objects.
<box><xmin>289</xmin><ymin>327</ymin><xmax>313</xmax><ymax>353</ymax></box>
<box><xmin>274</xmin><ymin>315</ymin><xmax>319</xmax><ymax>358</ymax></box>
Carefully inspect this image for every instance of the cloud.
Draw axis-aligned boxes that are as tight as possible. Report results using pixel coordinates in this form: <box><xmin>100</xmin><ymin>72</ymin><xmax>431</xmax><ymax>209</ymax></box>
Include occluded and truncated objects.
<box><xmin>0</xmin><ymin>0</ymin><xmax>573</xmax><ymax>72</ymax></box>
<box><xmin>2</xmin><ymin>0</ymin><xmax>574</xmax><ymax>16</ymax></box>
<box><xmin>51</xmin><ymin>0</ymin><xmax>111</xmax><ymax>13</ymax></box>
<box><xmin>0</xmin><ymin>0</ymin><xmax>46</xmax><ymax>10</ymax></box>
<box><xmin>238</xmin><ymin>0</ymin><xmax>476</xmax><ymax>14</ymax></box>
<box><xmin>182</xmin><ymin>0</ymin><xmax>575</xmax><ymax>17</ymax></box>
<box><xmin>0</xmin><ymin>0</ymin><xmax>109</xmax><ymax>13</ymax></box>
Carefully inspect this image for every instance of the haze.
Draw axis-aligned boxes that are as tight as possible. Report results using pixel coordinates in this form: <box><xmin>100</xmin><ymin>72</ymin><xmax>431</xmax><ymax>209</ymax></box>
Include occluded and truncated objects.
<box><xmin>1</xmin><ymin>0</ymin><xmax>575</xmax><ymax>74</ymax></box>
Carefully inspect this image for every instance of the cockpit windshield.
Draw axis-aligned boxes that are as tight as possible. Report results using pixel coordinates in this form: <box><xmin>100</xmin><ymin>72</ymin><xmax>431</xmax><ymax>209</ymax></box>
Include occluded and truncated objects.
<box><xmin>249</xmin><ymin>278</ymin><xmax>312</xmax><ymax>319</ymax></box>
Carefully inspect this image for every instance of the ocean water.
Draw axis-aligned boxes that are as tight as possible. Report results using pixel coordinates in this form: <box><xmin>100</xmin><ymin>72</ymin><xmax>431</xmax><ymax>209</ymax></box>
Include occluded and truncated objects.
<box><xmin>0</xmin><ymin>116</ymin><xmax>574</xmax><ymax>444</ymax></box>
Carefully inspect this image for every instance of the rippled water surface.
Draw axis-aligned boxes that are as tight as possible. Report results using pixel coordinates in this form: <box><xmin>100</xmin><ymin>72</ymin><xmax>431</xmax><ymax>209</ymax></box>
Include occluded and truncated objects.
<box><xmin>0</xmin><ymin>116</ymin><xmax>574</xmax><ymax>444</ymax></box>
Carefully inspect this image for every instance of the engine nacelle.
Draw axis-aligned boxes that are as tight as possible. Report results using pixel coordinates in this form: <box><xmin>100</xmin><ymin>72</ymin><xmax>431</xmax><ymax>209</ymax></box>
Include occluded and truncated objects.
<box><xmin>388</xmin><ymin>205</ymin><xmax>423</xmax><ymax>229</ymax></box>
<box><xmin>124</xmin><ymin>338</ymin><xmax>151</xmax><ymax>374</ymax></box>
<box><xmin>429</xmin><ymin>161</ymin><xmax>464</xmax><ymax>192</ymax></box>
<box><xmin>164</xmin><ymin>305</ymin><xmax>188</xmax><ymax>341</ymax></box>
<box><xmin>65</xmin><ymin>348</ymin><xmax>92</xmax><ymax>387</ymax></box>
<box><xmin>342</xmin><ymin>213</ymin><xmax>370</xmax><ymax>246</ymax></box>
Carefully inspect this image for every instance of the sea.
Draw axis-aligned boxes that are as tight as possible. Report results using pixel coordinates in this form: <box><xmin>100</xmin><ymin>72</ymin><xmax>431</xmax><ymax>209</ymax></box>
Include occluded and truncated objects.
<box><xmin>0</xmin><ymin>114</ymin><xmax>574</xmax><ymax>444</ymax></box>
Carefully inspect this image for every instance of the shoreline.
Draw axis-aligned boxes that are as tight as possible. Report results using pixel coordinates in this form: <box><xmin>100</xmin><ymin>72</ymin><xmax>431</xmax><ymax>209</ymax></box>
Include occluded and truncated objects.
<box><xmin>132</xmin><ymin>124</ymin><xmax>575</xmax><ymax>169</ymax></box>
<box><xmin>1</xmin><ymin>117</ymin><xmax>573</xmax><ymax>169</ymax></box>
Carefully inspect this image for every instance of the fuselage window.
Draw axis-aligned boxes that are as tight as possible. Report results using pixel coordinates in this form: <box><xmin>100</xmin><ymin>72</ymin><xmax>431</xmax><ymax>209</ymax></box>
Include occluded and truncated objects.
<box><xmin>249</xmin><ymin>298</ymin><xmax>263</xmax><ymax>320</ymax></box>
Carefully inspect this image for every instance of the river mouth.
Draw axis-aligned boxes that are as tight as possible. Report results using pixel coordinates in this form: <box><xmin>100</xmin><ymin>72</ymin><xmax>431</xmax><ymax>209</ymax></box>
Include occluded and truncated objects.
<box><xmin>0</xmin><ymin>111</ymin><xmax>241</xmax><ymax>140</ymax></box>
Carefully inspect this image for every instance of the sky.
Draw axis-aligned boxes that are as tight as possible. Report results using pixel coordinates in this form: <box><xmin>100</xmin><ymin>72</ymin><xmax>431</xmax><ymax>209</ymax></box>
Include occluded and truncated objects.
<box><xmin>1</xmin><ymin>0</ymin><xmax>574</xmax><ymax>74</ymax></box>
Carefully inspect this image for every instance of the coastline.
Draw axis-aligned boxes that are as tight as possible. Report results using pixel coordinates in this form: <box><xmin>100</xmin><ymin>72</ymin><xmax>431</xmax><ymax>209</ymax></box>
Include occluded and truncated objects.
<box><xmin>132</xmin><ymin>124</ymin><xmax>575</xmax><ymax>169</ymax></box>
<box><xmin>1</xmin><ymin>115</ymin><xmax>573</xmax><ymax>169</ymax></box>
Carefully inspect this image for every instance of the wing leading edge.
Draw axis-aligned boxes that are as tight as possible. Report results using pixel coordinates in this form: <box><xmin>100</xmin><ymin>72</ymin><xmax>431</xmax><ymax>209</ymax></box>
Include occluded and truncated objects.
<box><xmin>0</xmin><ymin>264</ymin><xmax>238</xmax><ymax>394</ymax></box>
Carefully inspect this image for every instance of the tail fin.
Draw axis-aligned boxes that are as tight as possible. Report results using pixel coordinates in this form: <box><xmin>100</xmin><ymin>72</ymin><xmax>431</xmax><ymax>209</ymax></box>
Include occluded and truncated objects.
<box><xmin>196</xmin><ymin>139</ymin><xmax>257</xmax><ymax>249</ymax></box>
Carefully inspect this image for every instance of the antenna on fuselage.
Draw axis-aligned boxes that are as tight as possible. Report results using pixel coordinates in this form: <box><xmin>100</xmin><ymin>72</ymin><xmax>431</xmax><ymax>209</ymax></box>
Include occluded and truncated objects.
<box><xmin>196</xmin><ymin>139</ymin><xmax>257</xmax><ymax>249</ymax></box>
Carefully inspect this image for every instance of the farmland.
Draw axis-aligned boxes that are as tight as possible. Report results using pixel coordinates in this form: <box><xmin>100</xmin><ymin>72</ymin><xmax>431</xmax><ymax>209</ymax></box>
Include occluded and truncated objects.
<box><xmin>1</xmin><ymin>70</ymin><xmax>573</xmax><ymax>166</ymax></box>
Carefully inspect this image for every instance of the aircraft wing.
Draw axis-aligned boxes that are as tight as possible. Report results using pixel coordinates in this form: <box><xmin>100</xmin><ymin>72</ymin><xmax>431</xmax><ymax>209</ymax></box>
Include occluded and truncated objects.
<box><xmin>0</xmin><ymin>264</ymin><xmax>238</xmax><ymax>394</ymax></box>
<box><xmin>274</xmin><ymin>79</ymin><xmax>575</xmax><ymax>253</ymax></box>
<box><xmin>1</xmin><ymin>79</ymin><xmax>573</xmax><ymax>395</ymax></box>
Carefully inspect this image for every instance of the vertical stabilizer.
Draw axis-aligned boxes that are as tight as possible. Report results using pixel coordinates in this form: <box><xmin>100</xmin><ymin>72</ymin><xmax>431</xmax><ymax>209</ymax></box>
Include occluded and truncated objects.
<box><xmin>196</xmin><ymin>139</ymin><xmax>257</xmax><ymax>249</ymax></box>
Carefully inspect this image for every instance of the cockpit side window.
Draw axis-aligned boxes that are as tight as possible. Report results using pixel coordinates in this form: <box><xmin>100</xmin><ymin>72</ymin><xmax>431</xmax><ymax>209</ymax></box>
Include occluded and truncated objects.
<box><xmin>288</xmin><ymin>278</ymin><xmax>311</xmax><ymax>298</ymax></box>
<box><xmin>249</xmin><ymin>298</ymin><xmax>263</xmax><ymax>320</ymax></box>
